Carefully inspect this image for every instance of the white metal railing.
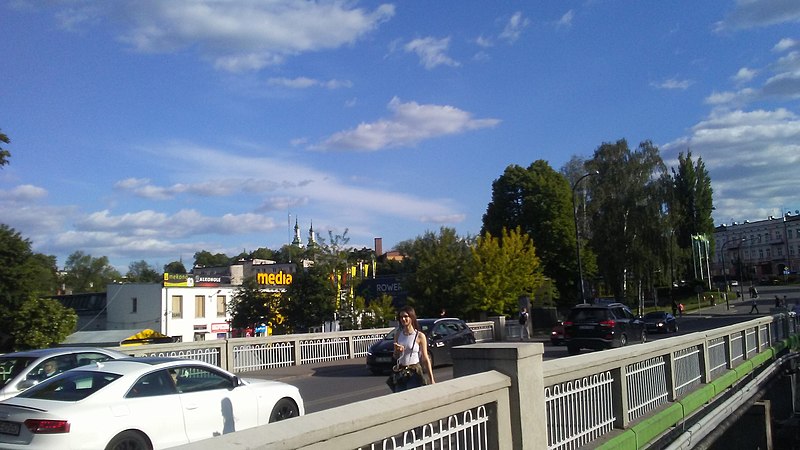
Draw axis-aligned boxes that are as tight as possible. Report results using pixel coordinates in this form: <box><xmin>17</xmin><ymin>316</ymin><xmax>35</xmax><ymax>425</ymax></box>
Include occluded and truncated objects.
<box><xmin>545</xmin><ymin>372</ymin><xmax>615</xmax><ymax>450</ymax></box>
<box><xmin>708</xmin><ymin>336</ymin><xmax>728</xmax><ymax>378</ymax></box>
<box><xmin>626</xmin><ymin>356</ymin><xmax>668</xmax><ymax>421</ymax></box>
<box><xmin>359</xmin><ymin>405</ymin><xmax>490</xmax><ymax>450</ymax></box>
<box><xmin>674</xmin><ymin>346</ymin><xmax>702</xmax><ymax>397</ymax></box>
<box><xmin>233</xmin><ymin>342</ymin><xmax>294</xmax><ymax>371</ymax></box>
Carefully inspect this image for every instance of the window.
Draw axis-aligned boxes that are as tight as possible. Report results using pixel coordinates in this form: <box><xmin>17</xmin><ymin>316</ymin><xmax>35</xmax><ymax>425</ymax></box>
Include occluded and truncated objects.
<box><xmin>789</xmin><ymin>229</ymin><xmax>794</xmax><ymax>240</ymax></box>
<box><xmin>131</xmin><ymin>297</ymin><xmax>137</xmax><ymax>313</ymax></box>
<box><xmin>127</xmin><ymin>370</ymin><xmax>178</xmax><ymax>398</ymax></box>
<box><xmin>766</xmin><ymin>248</ymin><xmax>771</xmax><ymax>258</ymax></box>
<box><xmin>776</xmin><ymin>231</ymin><xmax>781</xmax><ymax>239</ymax></box>
<box><xmin>173</xmin><ymin>366</ymin><xmax>233</xmax><ymax>393</ymax></box>
<box><xmin>195</xmin><ymin>295</ymin><xmax>205</xmax><ymax>318</ymax></box>
<box><xmin>171</xmin><ymin>295</ymin><xmax>183</xmax><ymax>319</ymax></box>
<box><xmin>216</xmin><ymin>295</ymin><xmax>226</xmax><ymax>317</ymax></box>
<box><xmin>759</xmin><ymin>249</ymin><xmax>764</xmax><ymax>260</ymax></box>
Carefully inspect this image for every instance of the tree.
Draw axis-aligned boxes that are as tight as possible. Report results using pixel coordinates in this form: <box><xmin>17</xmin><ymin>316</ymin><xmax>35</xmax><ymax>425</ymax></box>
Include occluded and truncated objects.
<box><xmin>229</xmin><ymin>277</ymin><xmax>285</xmax><ymax>333</ymax></box>
<box><xmin>469</xmin><ymin>227</ymin><xmax>544</xmax><ymax>316</ymax></box>
<box><xmin>0</xmin><ymin>225</ymin><xmax>71</xmax><ymax>351</ymax></box>
<box><xmin>61</xmin><ymin>251</ymin><xmax>121</xmax><ymax>293</ymax></box>
<box><xmin>164</xmin><ymin>260</ymin><xmax>187</xmax><ymax>274</ymax></box>
<box><xmin>669</xmin><ymin>151</ymin><xmax>715</xmax><ymax>282</ymax></box>
<box><xmin>8</xmin><ymin>297</ymin><xmax>77</xmax><ymax>350</ymax></box>
<box><xmin>482</xmin><ymin>161</ymin><xmax>580</xmax><ymax>305</ymax></box>
<box><xmin>0</xmin><ymin>128</ymin><xmax>10</xmax><ymax>168</ymax></box>
<box><xmin>395</xmin><ymin>227</ymin><xmax>474</xmax><ymax>318</ymax></box>
<box><xmin>126</xmin><ymin>260</ymin><xmax>161</xmax><ymax>283</ymax></box>
<box><xmin>193</xmin><ymin>250</ymin><xmax>231</xmax><ymax>268</ymax></box>
<box><xmin>586</xmin><ymin>139</ymin><xmax>668</xmax><ymax>303</ymax></box>
<box><xmin>284</xmin><ymin>265</ymin><xmax>337</xmax><ymax>332</ymax></box>
<box><xmin>363</xmin><ymin>295</ymin><xmax>395</xmax><ymax>328</ymax></box>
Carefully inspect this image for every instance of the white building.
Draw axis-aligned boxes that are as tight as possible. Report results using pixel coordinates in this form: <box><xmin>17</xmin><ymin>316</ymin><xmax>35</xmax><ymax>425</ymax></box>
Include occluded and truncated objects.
<box><xmin>106</xmin><ymin>282</ymin><xmax>236</xmax><ymax>343</ymax></box>
<box><xmin>714</xmin><ymin>212</ymin><xmax>800</xmax><ymax>282</ymax></box>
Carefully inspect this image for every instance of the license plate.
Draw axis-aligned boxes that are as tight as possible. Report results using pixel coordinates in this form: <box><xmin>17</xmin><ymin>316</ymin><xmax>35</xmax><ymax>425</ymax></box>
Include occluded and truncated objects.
<box><xmin>579</xmin><ymin>325</ymin><xmax>594</xmax><ymax>330</ymax></box>
<box><xmin>376</xmin><ymin>357</ymin><xmax>392</xmax><ymax>363</ymax></box>
<box><xmin>0</xmin><ymin>421</ymin><xmax>20</xmax><ymax>436</ymax></box>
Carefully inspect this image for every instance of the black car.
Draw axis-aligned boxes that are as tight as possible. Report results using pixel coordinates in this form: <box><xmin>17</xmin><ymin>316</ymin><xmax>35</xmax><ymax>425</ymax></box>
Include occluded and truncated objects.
<box><xmin>643</xmin><ymin>311</ymin><xmax>678</xmax><ymax>333</ymax></box>
<box><xmin>563</xmin><ymin>303</ymin><xmax>646</xmax><ymax>355</ymax></box>
<box><xmin>366</xmin><ymin>318</ymin><xmax>476</xmax><ymax>375</ymax></box>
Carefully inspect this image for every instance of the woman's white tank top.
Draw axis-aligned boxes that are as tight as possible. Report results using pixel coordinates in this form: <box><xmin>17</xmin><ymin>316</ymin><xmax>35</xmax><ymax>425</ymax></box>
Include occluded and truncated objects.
<box><xmin>396</xmin><ymin>330</ymin><xmax>420</xmax><ymax>366</ymax></box>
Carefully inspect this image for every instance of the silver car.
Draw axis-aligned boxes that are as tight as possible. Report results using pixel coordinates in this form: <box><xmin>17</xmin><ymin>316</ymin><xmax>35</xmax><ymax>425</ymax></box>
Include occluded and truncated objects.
<box><xmin>0</xmin><ymin>347</ymin><xmax>128</xmax><ymax>400</ymax></box>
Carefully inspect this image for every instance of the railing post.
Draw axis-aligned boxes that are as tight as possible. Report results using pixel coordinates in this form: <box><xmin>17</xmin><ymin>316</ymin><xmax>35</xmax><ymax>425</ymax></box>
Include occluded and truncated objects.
<box><xmin>489</xmin><ymin>316</ymin><xmax>506</xmax><ymax>342</ymax></box>
<box><xmin>611</xmin><ymin>366</ymin><xmax>631</xmax><ymax>428</ymax></box>
<box><xmin>452</xmin><ymin>342</ymin><xmax>546</xmax><ymax>449</ymax></box>
<box><xmin>293</xmin><ymin>336</ymin><xmax>303</xmax><ymax>366</ymax></box>
<box><xmin>699</xmin><ymin>341</ymin><xmax>712</xmax><ymax>383</ymax></box>
<box><xmin>664</xmin><ymin>351</ymin><xmax>678</xmax><ymax>401</ymax></box>
<box><xmin>347</xmin><ymin>334</ymin><xmax>356</xmax><ymax>359</ymax></box>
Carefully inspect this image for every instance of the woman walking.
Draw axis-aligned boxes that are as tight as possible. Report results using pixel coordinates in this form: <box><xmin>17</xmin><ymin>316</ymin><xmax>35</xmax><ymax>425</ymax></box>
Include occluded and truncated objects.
<box><xmin>391</xmin><ymin>306</ymin><xmax>436</xmax><ymax>391</ymax></box>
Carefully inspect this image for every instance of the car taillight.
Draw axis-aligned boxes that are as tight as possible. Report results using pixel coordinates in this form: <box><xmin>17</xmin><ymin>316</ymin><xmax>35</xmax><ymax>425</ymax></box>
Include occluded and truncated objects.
<box><xmin>563</xmin><ymin>321</ymin><xmax>573</xmax><ymax>327</ymax></box>
<box><xmin>599</xmin><ymin>320</ymin><xmax>615</xmax><ymax>328</ymax></box>
<box><xmin>24</xmin><ymin>419</ymin><xmax>70</xmax><ymax>434</ymax></box>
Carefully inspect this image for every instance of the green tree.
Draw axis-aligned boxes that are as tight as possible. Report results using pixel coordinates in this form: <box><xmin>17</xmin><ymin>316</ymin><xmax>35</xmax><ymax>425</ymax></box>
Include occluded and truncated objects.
<box><xmin>284</xmin><ymin>265</ymin><xmax>337</xmax><ymax>332</ymax></box>
<box><xmin>669</xmin><ymin>151</ymin><xmax>715</xmax><ymax>282</ymax></box>
<box><xmin>229</xmin><ymin>277</ymin><xmax>285</xmax><ymax>333</ymax></box>
<box><xmin>62</xmin><ymin>251</ymin><xmax>121</xmax><ymax>293</ymax></box>
<box><xmin>395</xmin><ymin>227</ymin><xmax>474</xmax><ymax>318</ymax></box>
<box><xmin>482</xmin><ymin>161</ymin><xmax>579</xmax><ymax>305</ymax></box>
<box><xmin>0</xmin><ymin>128</ymin><xmax>10</xmax><ymax>168</ymax></box>
<box><xmin>163</xmin><ymin>260</ymin><xmax>187</xmax><ymax>274</ymax></box>
<box><xmin>193</xmin><ymin>250</ymin><xmax>231</xmax><ymax>268</ymax></box>
<box><xmin>363</xmin><ymin>295</ymin><xmax>396</xmax><ymax>328</ymax></box>
<box><xmin>126</xmin><ymin>260</ymin><xmax>161</xmax><ymax>283</ymax></box>
<box><xmin>469</xmin><ymin>227</ymin><xmax>544</xmax><ymax>316</ymax></box>
<box><xmin>586</xmin><ymin>139</ymin><xmax>668</xmax><ymax>303</ymax></box>
<box><xmin>0</xmin><ymin>225</ymin><xmax>70</xmax><ymax>351</ymax></box>
<box><xmin>9</xmin><ymin>297</ymin><xmax>77</xmax><ymax>350</ymax></box>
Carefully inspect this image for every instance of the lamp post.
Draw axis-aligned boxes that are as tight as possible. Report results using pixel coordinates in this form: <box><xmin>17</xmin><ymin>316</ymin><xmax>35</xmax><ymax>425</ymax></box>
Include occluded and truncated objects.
<box><xmin>572</xmin><ymin>170</ymin><xmax>599</xmax><ymax>304</ymax></box>
<box><xmin>721</xmin><ymin>237</ymin><xmax>745</xmax><ymax>310</ymax></box>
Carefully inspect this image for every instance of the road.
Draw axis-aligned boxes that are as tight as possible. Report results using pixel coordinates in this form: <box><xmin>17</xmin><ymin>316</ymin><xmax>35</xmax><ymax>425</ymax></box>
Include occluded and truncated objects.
<box><xmin>247</xmin><ymin>284</ymin><xmax>799</xmax><ymax>414</ymax></box>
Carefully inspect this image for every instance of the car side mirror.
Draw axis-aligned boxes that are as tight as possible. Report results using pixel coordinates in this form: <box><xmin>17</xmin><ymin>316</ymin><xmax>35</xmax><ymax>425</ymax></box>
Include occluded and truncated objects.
<box><xmin>18</xmin><ymin>379</ymin><xmax>38</xmax><ymax>390</ymax></box>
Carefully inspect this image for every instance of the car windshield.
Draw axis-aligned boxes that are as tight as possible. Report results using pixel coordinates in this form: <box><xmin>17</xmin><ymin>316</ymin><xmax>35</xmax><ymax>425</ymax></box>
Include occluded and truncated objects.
<box><xmin>18</xmin><ymin>370</ymin><xmax>121</xmax><ymax>402</ymax></box>
<box><xmin>568</xmin><ymin>309</ymin><xmax>607</xmax><ymax>322</ymax></box>
<box><xmin>382</xmin><ymin>322</ymin><xmax>434</xmax><ymax>340</ymax></box>
<box><xmin>644</xmin><ymin>312</ymin><xmax>667</xmax><ymax>319</ymax></box>
<box><xmin>0</xmin><ymin>356</ymin><xmax>37</xmax><ymax>387</ymax></box>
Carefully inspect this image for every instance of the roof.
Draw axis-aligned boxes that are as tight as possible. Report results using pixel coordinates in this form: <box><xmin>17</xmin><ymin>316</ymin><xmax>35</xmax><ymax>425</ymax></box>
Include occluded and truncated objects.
<box><xmin>61</xmin><ymin>329</ymin><xmax>172</xmax><ymax>347</ymax></box>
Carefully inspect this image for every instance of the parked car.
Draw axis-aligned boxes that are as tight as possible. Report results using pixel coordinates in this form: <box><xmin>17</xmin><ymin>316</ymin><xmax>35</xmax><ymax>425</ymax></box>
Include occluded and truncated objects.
<box><xmin>0</xmin><ymin>347</ymin><xmax>129</xmax><ymax>401</ymax></box>
<box><xmin>366</xmin><ymin>318</ymin><xmax>476</xmax><ymax>374</ymax></box>
<box><xmin>0</xmin><ymin>357</ymin><xmax>303</xmax><ymax>449</ymax></box>
<box><xmin>550</xmin><ymin>321</ymin><xmax>565</xmax><ymax>345</ymax></box>
<box><xmin>643</xmin><ymin>311</ymin><xmax>678</xmax><ymax>333</ymax></box>
<box><xmin>563</xmin><ymin>303</ymin><xmax>646</xmax><ymax>355</ymax></box>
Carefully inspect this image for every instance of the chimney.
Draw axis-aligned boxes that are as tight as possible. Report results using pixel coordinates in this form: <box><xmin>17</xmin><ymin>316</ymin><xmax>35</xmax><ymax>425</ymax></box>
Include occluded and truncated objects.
<box><xmin>374</xmin><ymin>237</ymin><xmax>383</xmax><ymax>256</ymax></box>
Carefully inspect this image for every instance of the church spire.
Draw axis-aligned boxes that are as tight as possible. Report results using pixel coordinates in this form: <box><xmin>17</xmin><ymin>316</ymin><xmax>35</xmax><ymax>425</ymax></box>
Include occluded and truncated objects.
<box><xmin>308</xmin><ymin>220</ymin><xmax>316</xmax><ymax>246</ymax></box>
<box><xmin>292</xmin><ymin>218</ymin><xmax>302</xmax><ymax>246</ymax></box>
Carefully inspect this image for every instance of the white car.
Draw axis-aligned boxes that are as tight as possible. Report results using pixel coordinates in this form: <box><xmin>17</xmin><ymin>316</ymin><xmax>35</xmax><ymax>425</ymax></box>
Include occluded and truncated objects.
<box><xmin>0</xmin><ymin>347</ymin><xmax>129</xmax><ymax>401</ymax></box>
<box><xmin>0</xmin><ymin>357</ymin><xmax>304</xmax><ymax>449</ymax></box>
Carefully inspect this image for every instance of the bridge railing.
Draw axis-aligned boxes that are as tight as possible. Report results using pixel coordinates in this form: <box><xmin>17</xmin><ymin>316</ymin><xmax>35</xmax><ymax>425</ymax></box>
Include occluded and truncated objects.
<box><xmin>112</xmin><ymin>320</ymin><xmax>497</xmax><ymax>372</ymax></box>
<box><xmin>171</xmin><ymin>313</ymin><xmax>797</xmax><ymax>450</ymax></box>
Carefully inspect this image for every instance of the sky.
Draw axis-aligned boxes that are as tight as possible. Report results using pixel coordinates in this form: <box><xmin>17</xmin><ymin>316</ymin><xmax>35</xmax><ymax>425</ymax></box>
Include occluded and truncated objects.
<box><xmin>2</xmin><ymin>1</ymin><xmax>800</xmax><ymax>272</ymax></box>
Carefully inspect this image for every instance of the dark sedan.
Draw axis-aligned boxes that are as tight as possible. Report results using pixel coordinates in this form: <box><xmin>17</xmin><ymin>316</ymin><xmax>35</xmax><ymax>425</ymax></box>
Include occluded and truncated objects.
<box><xmin>643</xmin><ymin>311</ymin><xmax>678</xmax><ymax>333</ymax></box>
<box><xmin>366</xmin><ymin>318</ymin><xmax>476</xmax><ymax>375</ymax></box>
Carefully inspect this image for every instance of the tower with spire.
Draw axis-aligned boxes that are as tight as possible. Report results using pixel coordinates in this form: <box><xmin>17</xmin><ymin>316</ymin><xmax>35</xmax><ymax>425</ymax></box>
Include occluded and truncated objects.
<box><xmin>291</xmin><ymin>218</ymin><xmax>302</xmax><ymax>247</ymax></box>
<box><xmin>307</xmin><ymin>220</ymin><xmax>316</xmax><ymax>247</ymax></box>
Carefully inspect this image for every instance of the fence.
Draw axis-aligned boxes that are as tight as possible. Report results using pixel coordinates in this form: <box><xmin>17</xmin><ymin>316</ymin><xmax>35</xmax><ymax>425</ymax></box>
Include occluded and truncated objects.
<box><xmin>168</xmin><ymin>313</ymin><xmax>798</xmax><ymax>449</ymax></box>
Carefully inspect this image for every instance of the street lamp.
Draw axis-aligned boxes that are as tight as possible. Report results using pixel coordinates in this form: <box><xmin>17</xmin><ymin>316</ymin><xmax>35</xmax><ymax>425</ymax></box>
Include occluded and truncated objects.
<box><xmin>572</xmin><ymin>170</ymin><xmax>599</xmax><ymax>304</ymax></box>
<box><xmin>721</xmin><ymin>237</ymin><xmax>745</xmax><ymax>310</ymax></box>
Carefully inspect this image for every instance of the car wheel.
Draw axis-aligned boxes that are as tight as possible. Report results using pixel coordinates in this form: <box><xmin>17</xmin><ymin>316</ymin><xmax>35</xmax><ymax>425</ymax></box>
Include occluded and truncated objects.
<box><xmin>567</xmin><ymin>345</ymin><xmax>580</xmax><ymax>355</ymax></box>
<box><xmin>269</xmin><ymin>397</ymin><xmax>300</xmax><ymax>422</ymax></box>
<box><xmin>672</xmin><ymin>323</ymin><xmax>678</xmax><ymax>333</ymax></box>
<box><xmin>105</xmin><ymin>431</ymin><xmax>151</xmax><ymax>450</ymax></box>
<box><xmin>619</xmin><ymin>334</ymin><xmax>628</xmax><ymax>347</ymax></box>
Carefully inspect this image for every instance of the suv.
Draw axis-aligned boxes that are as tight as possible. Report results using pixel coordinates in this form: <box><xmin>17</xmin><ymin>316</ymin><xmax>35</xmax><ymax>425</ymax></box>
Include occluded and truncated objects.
<box><xmin>563</xmin><ymin>303</ymin><xmax>646</xmax><ymax>355</ymax></box>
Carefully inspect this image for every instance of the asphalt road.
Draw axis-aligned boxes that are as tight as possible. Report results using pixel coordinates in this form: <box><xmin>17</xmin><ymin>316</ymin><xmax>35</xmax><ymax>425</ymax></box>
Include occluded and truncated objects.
<box><xmin>246</xmin><ymin>284</ymin><xmax>800</xmax><ymax>413</ymax></box>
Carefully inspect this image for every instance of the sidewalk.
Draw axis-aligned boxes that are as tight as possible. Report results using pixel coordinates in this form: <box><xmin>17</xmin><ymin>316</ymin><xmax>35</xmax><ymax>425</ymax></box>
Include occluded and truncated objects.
<box><xmin>240</xmin><ymin>357</ymin><xmax>366</xmax><ymax>381</ymax></box>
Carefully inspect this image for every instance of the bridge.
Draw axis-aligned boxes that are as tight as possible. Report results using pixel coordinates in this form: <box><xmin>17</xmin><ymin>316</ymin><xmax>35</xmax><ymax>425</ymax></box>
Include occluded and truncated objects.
<box><xmin>110</xmin><ymin>292</ymin><xmax>800</xmax><ymax>449</ymax></box>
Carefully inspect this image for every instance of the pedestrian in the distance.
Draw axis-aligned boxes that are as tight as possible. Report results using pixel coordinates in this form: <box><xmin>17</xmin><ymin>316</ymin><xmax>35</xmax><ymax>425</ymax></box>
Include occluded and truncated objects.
<box><xmin>519</xmin><ymin>307</ymin><xmax>530</xmax><ymax>341</ymax></box>
<box><xmin>750</xmin><ymin>298</ymin><xmax>759</xmax><ymax>314</ymax></box>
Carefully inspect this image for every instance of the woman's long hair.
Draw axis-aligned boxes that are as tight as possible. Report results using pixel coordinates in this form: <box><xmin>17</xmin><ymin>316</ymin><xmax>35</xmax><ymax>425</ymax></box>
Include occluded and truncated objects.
<box><xmin>397</xmin><ymin>305</ymin><xmax>420</xmax><ymax>330</ymax></box>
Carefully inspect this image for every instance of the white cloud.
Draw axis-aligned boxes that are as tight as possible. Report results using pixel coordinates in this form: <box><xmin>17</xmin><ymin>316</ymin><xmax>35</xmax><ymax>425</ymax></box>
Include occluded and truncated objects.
<box><xmin>556</xmin><ymin>10</ymin><xmax>574</xmax><ymax>29</ymax></box>
<box><xmin>716</xmin><ymin>0</ymin><xmax>800</xmax><ymax>31</ymax></box>
<box><xmin>499</xmin><ymin>12</ymin><xmax>530</xmax><ymax>43</ymax></box>
<box><xmin>651</xmin><ymin>78</ymin><xmax>693</xmax><ymax>90</ymax></box>
<box><xmin>314</xmin><ymin>97</ymin><xmax>500</xmax><ymax>151</ymax></box>
<box><xmin>663</xmin><ymin>108</ymin><xmax>800</xmax><ymax>224</ymax></box>
<box><xmin>404</xmin><ymin>37</ymin><xmax>459</xmax><ymax>69</ymax></box>
<box><xmin>773</xmin><ymin>38</ymin><xmax>798</xmax><ymax>52</ymax></box>
<box><xmin>267</xmin><ymin>77</ymin><xmax>352</xmax><ymax>89</ymax></box>
<box><xmin>732</xmin><ymin>67</ymin><xmax>758</xmax><ymax>84</ymax></box>
<box><xmin>0</xmin><ymin>184</ymin><xmax>47</xmax><ymax>202</ymax></box>
<box><xmin>41</xmin><ymin>1</ymin><xmax>396</xmax><ymax>73</ymax></box>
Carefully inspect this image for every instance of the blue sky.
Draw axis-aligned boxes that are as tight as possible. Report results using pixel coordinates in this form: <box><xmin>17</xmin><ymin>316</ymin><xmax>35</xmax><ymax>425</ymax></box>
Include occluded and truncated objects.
<box><xmin>2</xmin><ymin>1</ymin><xmax>799</xmax><ymax>271</ymax></box>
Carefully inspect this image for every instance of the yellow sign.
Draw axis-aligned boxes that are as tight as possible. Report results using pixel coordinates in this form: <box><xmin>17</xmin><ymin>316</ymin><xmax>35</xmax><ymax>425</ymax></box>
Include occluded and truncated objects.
<box><xmin>256</xmin><ymin>271</ymin><xmax>293</xmax><ymax>286</ymax></box>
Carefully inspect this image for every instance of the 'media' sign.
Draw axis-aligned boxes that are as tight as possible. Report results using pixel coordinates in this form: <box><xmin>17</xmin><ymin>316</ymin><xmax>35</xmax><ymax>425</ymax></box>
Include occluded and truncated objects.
<box><xmin>257</xmin><ymin>271</ymin><xmax>293</xmax><ymax>286</ymax></box>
